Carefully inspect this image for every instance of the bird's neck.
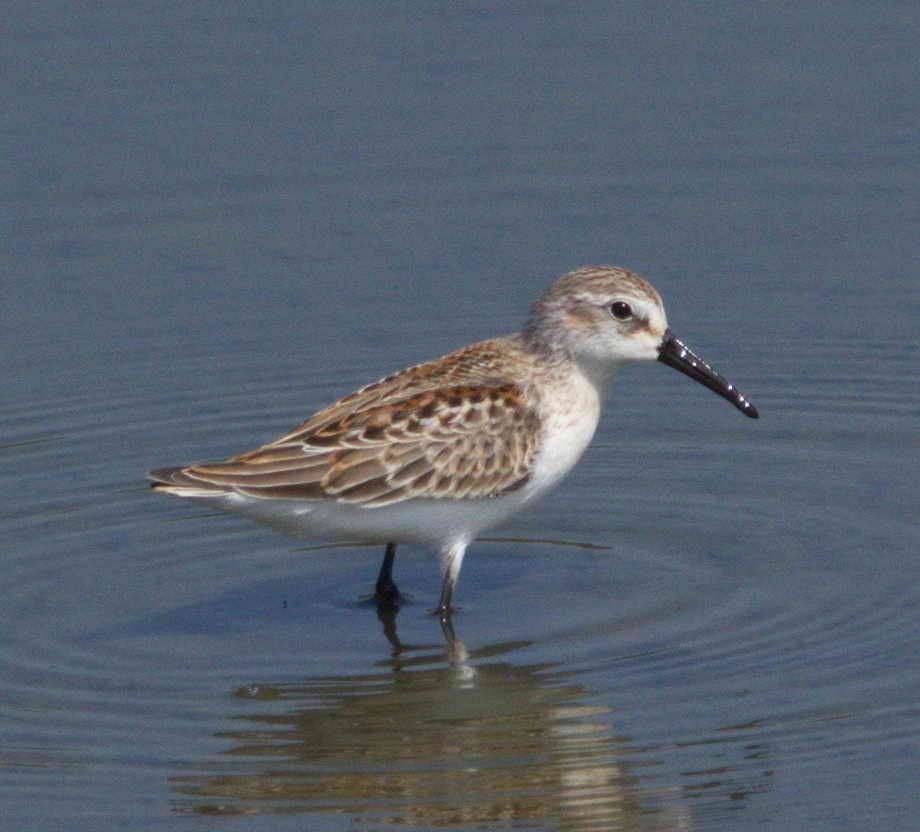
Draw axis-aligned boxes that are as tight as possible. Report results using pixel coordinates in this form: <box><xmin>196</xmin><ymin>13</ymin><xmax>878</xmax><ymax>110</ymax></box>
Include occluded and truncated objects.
<box><xmin>521</xmin><ymin>327</ymin><xmax>616</xmax><ymax>399</ymax></box>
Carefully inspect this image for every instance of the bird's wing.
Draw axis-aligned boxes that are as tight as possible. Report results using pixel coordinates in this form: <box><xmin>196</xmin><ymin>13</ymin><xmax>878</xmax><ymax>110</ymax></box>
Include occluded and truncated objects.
<box><xmin>266</xmin><ymin>336</ymin><xmax>527</xmax><ymax>443</ymax></box>
<box><xmin>156</xmin><ymin>383</ymin><xmax>541</xmax><ymax>507</ymax></box>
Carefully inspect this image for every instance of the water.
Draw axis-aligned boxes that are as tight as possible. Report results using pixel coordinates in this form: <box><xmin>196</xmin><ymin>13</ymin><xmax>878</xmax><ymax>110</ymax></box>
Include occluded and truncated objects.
<box><xmin>3</xmin><ymin>2</ymin><xmax>918</xmax><ymax>830</ymax></box>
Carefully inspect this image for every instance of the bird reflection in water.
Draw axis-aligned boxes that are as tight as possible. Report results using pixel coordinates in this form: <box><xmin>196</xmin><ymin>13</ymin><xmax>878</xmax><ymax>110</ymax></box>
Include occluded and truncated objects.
<box><xmin>170</xmin><ymin>603</ymin><xmax>686</xmax><ymax>830</ymax></box>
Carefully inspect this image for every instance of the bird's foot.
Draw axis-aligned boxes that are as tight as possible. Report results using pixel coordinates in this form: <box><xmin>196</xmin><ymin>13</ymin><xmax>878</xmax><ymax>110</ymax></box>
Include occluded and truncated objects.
<box><xmin>371</xmin><ymin>579</ymin><xmax>409</xmax><ymax>608</ymax></box>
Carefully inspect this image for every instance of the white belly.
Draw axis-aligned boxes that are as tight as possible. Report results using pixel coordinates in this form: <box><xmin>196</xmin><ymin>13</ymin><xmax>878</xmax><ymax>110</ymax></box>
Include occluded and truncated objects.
<box><xmin>207</xmin><ymin>487</ymin><xmax>533</xmax><ymax>549</ymax></box>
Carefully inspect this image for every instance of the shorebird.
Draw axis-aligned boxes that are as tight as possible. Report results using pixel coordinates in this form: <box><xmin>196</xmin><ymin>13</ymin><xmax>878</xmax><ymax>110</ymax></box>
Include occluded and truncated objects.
<box><xmin>149</xmin><ymin>265</ymin><xmax>758</xmax><ymax>616</ymax></box>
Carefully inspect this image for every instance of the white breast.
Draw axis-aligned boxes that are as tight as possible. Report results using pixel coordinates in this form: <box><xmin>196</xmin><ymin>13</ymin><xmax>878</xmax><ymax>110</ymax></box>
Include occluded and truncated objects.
<box><xmin>523</xmin><ymin>367</ymin><xmax>604</xmax><ymax>501</ymax></box>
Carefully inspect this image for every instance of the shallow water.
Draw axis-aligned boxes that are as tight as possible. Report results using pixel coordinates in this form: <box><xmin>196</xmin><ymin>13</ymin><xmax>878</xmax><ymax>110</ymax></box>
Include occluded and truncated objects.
<box><xmin>3</xmin><ymin>3</ymin><xmax>919</xmax><ymax>830</ymax></box>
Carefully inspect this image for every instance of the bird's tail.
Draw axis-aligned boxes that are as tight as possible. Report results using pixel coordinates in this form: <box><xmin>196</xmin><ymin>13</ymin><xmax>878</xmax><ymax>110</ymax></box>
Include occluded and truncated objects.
<box><xmin>148</xmin><ymin>466</ymin><xmax>233</xmax><ymax>497</ymax></box>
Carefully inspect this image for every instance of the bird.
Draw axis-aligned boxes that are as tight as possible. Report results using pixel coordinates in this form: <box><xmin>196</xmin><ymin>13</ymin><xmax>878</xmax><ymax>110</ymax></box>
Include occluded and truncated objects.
<box><xmin>149</xmin><ymin>265</ymin><xmax>758</xmax><ymax>617</ymax></box>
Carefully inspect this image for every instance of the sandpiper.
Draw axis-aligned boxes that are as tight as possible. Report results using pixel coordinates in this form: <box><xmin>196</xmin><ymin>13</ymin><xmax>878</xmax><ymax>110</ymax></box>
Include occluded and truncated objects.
<box><xmin>150</xmin><ymin>266</ymin><xmax>758</xmax><ymax>616</ymax></box>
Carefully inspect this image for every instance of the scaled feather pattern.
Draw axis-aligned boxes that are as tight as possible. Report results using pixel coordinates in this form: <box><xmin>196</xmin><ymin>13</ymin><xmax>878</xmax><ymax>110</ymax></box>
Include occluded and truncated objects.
<box><xmin>151</xmin><ymin>337</ymin><xmax>541</xmax><ymax>507</ymax></box>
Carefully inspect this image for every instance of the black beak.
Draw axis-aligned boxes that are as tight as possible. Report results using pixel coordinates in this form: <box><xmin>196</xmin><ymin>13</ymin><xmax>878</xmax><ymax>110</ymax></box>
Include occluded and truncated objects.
<box><xmin>658</xmin><ymin>330</ymin><xmax>759</xmax><ymax>418</ymax></box>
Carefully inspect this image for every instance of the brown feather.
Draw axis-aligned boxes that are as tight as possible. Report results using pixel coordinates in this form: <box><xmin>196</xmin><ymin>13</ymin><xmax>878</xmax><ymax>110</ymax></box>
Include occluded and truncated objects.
<box><xmin>152</xmin><ymin>338</ymin><xmax>543</xmax><ymax>505</ymax></box>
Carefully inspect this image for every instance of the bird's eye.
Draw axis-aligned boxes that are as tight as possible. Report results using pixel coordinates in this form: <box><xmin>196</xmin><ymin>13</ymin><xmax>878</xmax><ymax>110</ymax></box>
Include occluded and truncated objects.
<box><xmin>609</xmin><ymin>301</ymin><xmax>633</xmax><ymax>320</ymax></box>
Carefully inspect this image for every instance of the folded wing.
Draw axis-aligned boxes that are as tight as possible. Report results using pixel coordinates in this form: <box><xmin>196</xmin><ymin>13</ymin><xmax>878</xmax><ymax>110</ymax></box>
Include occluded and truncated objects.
<box><xmin>150</xmin><ymin>383</ymin><xmax>541</xmax><ymax>507</ymax></box>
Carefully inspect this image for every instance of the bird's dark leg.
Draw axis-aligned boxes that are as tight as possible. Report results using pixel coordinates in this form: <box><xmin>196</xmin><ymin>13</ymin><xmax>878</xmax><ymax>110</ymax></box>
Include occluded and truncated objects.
<box><xmin>436</xmin><ymin>574</ymin><xmax>455</xmax><ymax>620</ymax></box>
<box><xmin>374</xmin><ymin>542</ymin><xmax>401</xmax><ymax>606</ymax></box>
<box><xmin>438</xmin><ymin>613</ymin><xmax>457</xmax><ymax>645</ymax></box>
<box><xmin>376</xmin><ymin>602</ymin><xmax>403</xmax><ymax>653</ymax></box>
